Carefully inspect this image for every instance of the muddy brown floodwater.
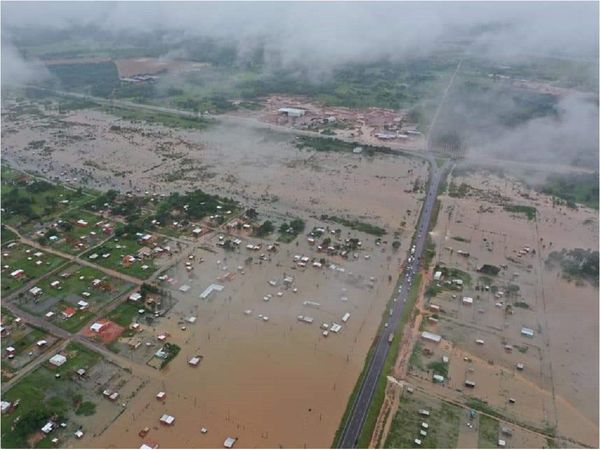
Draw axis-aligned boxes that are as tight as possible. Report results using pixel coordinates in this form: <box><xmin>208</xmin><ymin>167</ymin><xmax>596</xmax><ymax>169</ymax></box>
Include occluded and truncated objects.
<box><xmin>427</xmin><ymin>168</ymin><xmax>598</xmax><ymax>447</ymax></box>
<box><xmin>2</xmin><ymin>100</ymin><xmax>428</xmax><ymax>448</ymax></box>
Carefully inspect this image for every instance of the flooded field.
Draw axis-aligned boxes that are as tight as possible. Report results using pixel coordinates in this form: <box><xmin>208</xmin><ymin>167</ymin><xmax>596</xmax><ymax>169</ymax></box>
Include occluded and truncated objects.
<box><xmin>1</xmin><ymin>103</ymin><xmax>427</xmax><ymax>232</ymax></box>
<box><xmin>414</xmin><ymin>166</ymin><xmax>599</xmax><ymax>447</ymax></box>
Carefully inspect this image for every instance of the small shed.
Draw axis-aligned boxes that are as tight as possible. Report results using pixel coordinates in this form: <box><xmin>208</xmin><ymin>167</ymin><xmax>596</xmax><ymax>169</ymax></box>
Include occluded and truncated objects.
<box><xmin>188</xmin><ymin>356</ymin><xmax>203</xmax><ymax>366</ymax></box>
<box><xmin>90</xmin><ymin>322</ymin><xmax>105</xmax><ymax>333</ymax></box>
<box><xmin>224</xmin><ymin>437</ymin><xmax>237</xmax><ymax>448</ymax></box>
<box><xmin>160</xmin><ymin>414</ymin><xmax>175</xmax><ymax>425</ymax></box>
<box><xmin>421</xmin><ymin>331</ymin><xmax>441</xmax><ymax>343</ymax></box>
<box><xmin>49</xmin><ymin>354</ymin><xmax>67</xmax><ymax>367</ymax></box>
<box><xmin>521</xmin><ymin>327</ymin><xmax>534</xmax><ymax>338</ymax></box>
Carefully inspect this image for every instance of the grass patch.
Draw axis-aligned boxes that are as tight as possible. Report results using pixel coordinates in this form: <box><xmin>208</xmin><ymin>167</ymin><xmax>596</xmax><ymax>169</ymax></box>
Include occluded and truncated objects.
<box><xmin>1</xmin><ymin>342</ymin><xmax>101</xmax><ymax>448</ymax></box>
<box><xmin>452</xmin><ymin>236</ymin><xmax>470</xmax><ymax>243</ymax></box>
<box><xmin>159</xmin><ymin>343</ymin><xmax>181</xmax><ymax>369</ymax></box>
<box><xmin>320</xmin><ymin>215</ymin><xmax>386</xmax><ymax>237</ymax></box>
<box><xmin>503</xmin><ymin>204</ymin><xmax>536</xmax><ymax>220</ymax></box>
<box><xmin>448</xmin><ymin>181</ymin><xmax>470</xmax><ymax>198</ymax></box>
<box><xmin>82</xmin><ymin>237</ymin><xmax>156</xmax><ymax>280</ymax></box>
<box><xmin>513</xmin><ymin>301</ymin><xmax>530</xmax><ymax>309</ymax></box>
<box><xmin>545</xmin><ymin>248</ymin><xmax>599</xmax><ymax>287</ymax></box>
<box><xmin>478</xmin><ymin>415</ymin><xmax>499</xmax><ymax>448</ymax></box>
<box><xmin>295</xmin><ymin>136</ymin><xmax>409</xmax><ymax>159</ymax></box>
<box><xmin>107</xmin><ymin>301</ymin><xmax>141</xmax><ymax>327</ymax></box>
<box><xmin>538</xmin><ymin>172</ymin><xmax>599</xmax><ymax>210</ymax></box>
<box><xmin>427</xmin><ymin>360</ymin><xmax>449</xmax><ymax>378</ymax></box>
<box><xmin>102</xmin><ymin>106</ymin><xmax>213</xmax><ymax>130</ymax></box>
<box><xmin>384</xmin><ymin>394</ymin><xmax>460</xmax><ymax>448</ymax></box>
<box><xmin>408</xmin><ymin>341</ymin><xmax>424</xmax><ymax>370</ymax></box>
<box><xmin>1</xmin><ymin>243</ymin><xmax>67</xmax><ymax>292</ymax></box>
<box><xmin>75</xmin><ymin>401</ymin><xmax>96</xmax><ymax>416</ymax></box>
<box><xmin>422</xmin><ymin>237</ymin><xmax>436</xmax><ymax>270</ymax></box>
<box><xmin>435</xmin><ymin>265</ymin><xmax>472</xmax><ymax>287</ymax></box>
<box><xmin>277</xmin><ymin>218</ymin><xmax>306</xmax><ymax>243</ymax></box>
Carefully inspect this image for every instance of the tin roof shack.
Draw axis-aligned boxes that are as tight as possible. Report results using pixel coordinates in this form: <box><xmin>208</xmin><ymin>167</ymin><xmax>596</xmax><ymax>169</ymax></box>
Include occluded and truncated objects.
<box><xmin>278</xmin><ymin>107</ymin><xmax>305</xmax><ymax>118</ymax></box>
<box><xmin>224</xmin><ymin>437</ymin><xmax>237</xmax><ymax>448</ymax></box>
<box><xmin>188</xmin><ymin>356</ymin><xmax>203</xmax><ymax>367</ymax></box>
<box><xmin>160</xmin><ymin>414</ymin><xmax>175</xmax><ymax>426</ymax></box>
<box><xmin>48</xmin><ymin>354</ymin><xmax>67</xmax><ymax>367</ymax></box>
<box><xmin>421</xmin><ymin>331</ymin><xmax>442</xmax><ymax>343</ymax></box>
<box><xmin>200</xmin><ymin>284</ymin><xmax>224</xmax><ymax>300</ymax></box>
<box><xmin>521</xmin><ymin>327</ymin><xmax>535</xmax><ymax>338</ymax></box>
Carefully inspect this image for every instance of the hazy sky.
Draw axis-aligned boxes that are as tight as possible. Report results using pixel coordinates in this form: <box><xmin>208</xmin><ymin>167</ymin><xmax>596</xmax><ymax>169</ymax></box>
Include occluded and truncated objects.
<box><xmin>2</xmin><ymin>2</ymin><xmax>598</xmax><ymax>167</ymax></box>
<box><xmin>2</xmin><ymin>2</ymin><xmax>598</xmax><ymax>65</ymax></box>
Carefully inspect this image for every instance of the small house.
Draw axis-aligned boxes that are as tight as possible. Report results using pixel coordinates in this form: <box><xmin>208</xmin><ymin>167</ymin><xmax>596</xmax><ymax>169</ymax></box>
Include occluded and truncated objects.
<box><xmin>10</xmin><ymin>269</ymin><xmax>24</xmax><ymax>278</ymax></box>
<box><xmin>90</xmin><ymin>322</ymin><xmax>106</xmax><ymax>333</ymax></box>
<box><xmin>29</xmin><ymin>286</ymin><xmax>43</xmax><ymax>296</ymax></box>
<box><xmin>421</xmin><ymin>331</ymin><xmax>441</xmax><ymax>343</ymax></box>
<box><xmin>1</xmin><ymin>401</ymin><xmax>12</xmax><ymax>414</ymax></box>
<box><xmin>129</xmin><ymin>292</ymin><xmax>143</xmax><ymax>302</ymax></box>
<box><xmin>62</xmin><ymin>307</ymin><xmax>76</xmax><ymax>319</ymax></box>
<box><xmin>224</xmin><ymin>437</ymin><xmax>237</xmax><ymax>448</ymax></box>
<box><xmin>49</xmin><ymin>354</ymin><xmax>67</xmax><ymax>367</ymax></box>
<box><xmin>188</xmin><ymin>356</ymin><xmax>202</xmax><ymax>366</ymax></box>
<box><xmin>41</xmin><ymin>421</ymin><xmax>55</xmax><ymax>434</ymax></box>
<box><xmin>160</xmin><ymin>414</ymin><xmax>175</xmax><ymax>425</ymax></box>
<box><xmin>521</xmin><ymin>327</ymin><xmax>534</xmax><ymax>338</ymax></box>
<box><xmin>278</xmin><ymin>107</ymin><xmax>305</xmax><ymax>118</ymax></box>
<box><xmin>77</xmin><ymin>300</ymin><xmax>89</xmax><ymax>310</ymax></box>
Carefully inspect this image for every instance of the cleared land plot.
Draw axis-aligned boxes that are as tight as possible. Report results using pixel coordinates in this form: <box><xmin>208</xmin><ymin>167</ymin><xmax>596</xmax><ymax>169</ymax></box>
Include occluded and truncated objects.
<box><xmin>1</xmin><ymin>243</ymin><xmax>67</xmax><ymax>293</ymax></box>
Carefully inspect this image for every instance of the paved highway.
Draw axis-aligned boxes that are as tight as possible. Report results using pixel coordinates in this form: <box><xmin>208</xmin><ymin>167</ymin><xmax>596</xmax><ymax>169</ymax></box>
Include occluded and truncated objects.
<box><xmin>337</xmin><ymin>158</ymin><xmax>448</xmax><ymax>448</ymax></box>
